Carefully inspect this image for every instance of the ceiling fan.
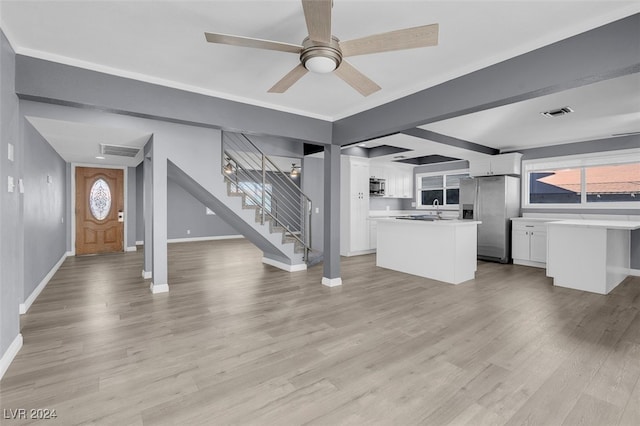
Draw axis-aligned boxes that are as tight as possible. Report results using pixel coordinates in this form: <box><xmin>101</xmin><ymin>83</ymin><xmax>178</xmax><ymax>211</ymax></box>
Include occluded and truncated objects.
<box><xmin>204</xmin><ymin>0</ymin><xmax>438</xmax><ymax>96</ymax></box>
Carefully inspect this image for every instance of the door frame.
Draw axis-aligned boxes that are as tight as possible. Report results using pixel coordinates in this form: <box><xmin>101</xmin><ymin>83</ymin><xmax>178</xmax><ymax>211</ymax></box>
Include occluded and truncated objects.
<box><xmin>71</xmin><ymin>163</ymin><xmax>130</xmax><ymax>256</ymax></box>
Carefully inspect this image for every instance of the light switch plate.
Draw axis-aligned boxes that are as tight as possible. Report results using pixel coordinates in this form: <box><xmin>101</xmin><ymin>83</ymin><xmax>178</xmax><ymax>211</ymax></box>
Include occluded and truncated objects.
<box><xmin>8</xmin><ymin>176</ymin><xmax>14</xmax><ymax>193</ymax></box>
<box><xmin>8</xmin><ymin>143</ymin><xmax>14</xmax><ymax>162</ymax></box>
<box><xmin>47</xmin><ymin>175</ymin><xmax>52</xmax><ymax>184</ymax></box>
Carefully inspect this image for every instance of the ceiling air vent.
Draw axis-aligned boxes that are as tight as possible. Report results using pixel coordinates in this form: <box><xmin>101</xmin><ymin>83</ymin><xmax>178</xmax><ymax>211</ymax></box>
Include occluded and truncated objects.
<box><xmin>100</xmin><ymin>144</ymin><xmax>140</xmax><ymax>158</ymax></box>
<box><xmin>541</xmin><ymin>106</ymin><xmax>574</xmax><ymax>118</ymax></box>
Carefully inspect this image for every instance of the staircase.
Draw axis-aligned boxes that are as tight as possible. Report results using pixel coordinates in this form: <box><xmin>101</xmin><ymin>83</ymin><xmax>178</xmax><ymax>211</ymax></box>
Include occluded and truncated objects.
<box><xmin>221</xmin><ymin>132</ymin><xmax>313</xmax><ymax>264</ymax></box>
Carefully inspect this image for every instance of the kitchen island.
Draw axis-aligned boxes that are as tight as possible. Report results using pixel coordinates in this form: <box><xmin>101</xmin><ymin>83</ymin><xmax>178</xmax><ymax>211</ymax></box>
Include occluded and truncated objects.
<box><xmin>546</xmin><ymin>219</ymin><xmax>640</xmax><ymax>294</ymax></box>
<box><xmin>376</xmin><ymin>218</ymin><xmax>481</xmax><ymax>284</ymax></box>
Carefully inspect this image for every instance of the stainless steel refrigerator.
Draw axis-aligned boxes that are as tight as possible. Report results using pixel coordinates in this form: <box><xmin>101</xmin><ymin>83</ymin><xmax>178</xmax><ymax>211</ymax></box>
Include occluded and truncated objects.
<box><xmin>459</xmin><ymin>176</ymin><xmax>520</xmax><ymax>263</ymax></box>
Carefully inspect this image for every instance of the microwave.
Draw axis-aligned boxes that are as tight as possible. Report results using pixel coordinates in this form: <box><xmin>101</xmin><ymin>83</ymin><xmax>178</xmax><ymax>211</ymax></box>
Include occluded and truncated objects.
<box><xmin>369</xmin><ymin>178</ymin><xmax>386</xmax><ymax>196</ymax></box>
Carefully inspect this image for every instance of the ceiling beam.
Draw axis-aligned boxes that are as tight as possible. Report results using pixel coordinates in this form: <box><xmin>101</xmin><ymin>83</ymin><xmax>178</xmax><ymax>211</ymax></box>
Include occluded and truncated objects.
<box><xmin>401</xmin><ymin>128</ymin><xmax>498</xmax><ymax>155</ymax></box>
<box><xmin>333</xmin><ymin>13</ymin><xmax>640</xmax><ymax>145</ymax></box>
<box><xmin>14</xmin><ymin>56</ymin><xmax>333</xmax><ymax>145</ymax></box>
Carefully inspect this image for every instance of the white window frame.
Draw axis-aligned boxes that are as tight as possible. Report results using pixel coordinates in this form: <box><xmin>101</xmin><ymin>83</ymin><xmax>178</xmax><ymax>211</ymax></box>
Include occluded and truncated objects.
<box><xmin>522</xmin><ymin>148</ymin><xmax>640</xmax><ymax>209</ymax></box>
<box><xmin>415</xmin><ymin>169</ymin><xmax>469</xmax><ymax>210</ymax></box>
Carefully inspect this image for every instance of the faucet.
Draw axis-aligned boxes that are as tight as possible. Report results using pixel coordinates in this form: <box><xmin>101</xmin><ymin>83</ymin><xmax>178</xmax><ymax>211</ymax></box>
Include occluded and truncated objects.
<box><xmin>433</xmin><ymin>199</ymin><xmax>442</xmax><ymax>219</ymax></box>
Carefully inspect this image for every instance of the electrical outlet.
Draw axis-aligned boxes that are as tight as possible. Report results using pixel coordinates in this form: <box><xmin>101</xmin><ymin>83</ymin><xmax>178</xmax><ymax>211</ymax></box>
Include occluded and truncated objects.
<box><xmin>315</xmin><ymin>207</ymin><xmax>319</xmax><ymax>214</ymax></box>
<box><xmin>187</xmin><ymin>229</ymin><xmax>191</xmax><ymax>235</ymax></box>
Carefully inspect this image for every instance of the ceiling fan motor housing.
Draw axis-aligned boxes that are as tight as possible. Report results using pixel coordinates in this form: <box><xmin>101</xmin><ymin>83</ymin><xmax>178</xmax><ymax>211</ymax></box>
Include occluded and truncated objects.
<box><xmin>300</xmin><ymin>36</ymin><xmax>342</xmax><ymax>73</ymax></box>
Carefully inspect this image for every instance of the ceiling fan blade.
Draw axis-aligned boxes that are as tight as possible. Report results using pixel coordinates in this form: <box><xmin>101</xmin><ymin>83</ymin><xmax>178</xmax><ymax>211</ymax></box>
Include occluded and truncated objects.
<box><xmin>334</xmin><ymin>60</ymin><xmax>381</xmax><ymax>97</ymax></box>
<box><xmin>204</xmin><ymin>32</ymin><xmax>302</xmax><ymax>54</ymax></box>
<box><xmin>301</xmin><ymin>0</ymin><xmax>332</xmax><ymax>43</ymax></box>
<box><xmin>340</xmin><ymin>23</ymin><xmax>439</xmax><ymax>57</ymax></box>
<box><xmin>268</xmin><ymin>64</ymin><xmax>309</xmax><ymax>93</ymax></box>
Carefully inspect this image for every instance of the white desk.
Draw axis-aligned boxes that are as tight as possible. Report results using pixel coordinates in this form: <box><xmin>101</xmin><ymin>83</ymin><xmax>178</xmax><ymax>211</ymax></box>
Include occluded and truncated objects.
<box><xmin>376</xmin><ymin>218</ymin><xmax>481</xmax><ymax>284</ymax></box>
<box><xmin>546</xmin><ymin>220</ymin><xmax>640</xmax><ymax>294</ymax></box>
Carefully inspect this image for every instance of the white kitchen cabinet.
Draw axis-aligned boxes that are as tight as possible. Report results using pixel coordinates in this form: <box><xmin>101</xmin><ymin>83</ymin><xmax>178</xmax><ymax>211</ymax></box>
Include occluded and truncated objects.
<box><xmin>369</xmin><ymin>219</ymin><xmax>377</xmax><ymax>249</ymax></box>
<box><xmin>370</xmin><ymin>164</ymin><xmax>385</xmax><ymax>180</ymax></box>
<box><xmin>402</xmin><ymin>171</ymin><xmax>413</xmax><ymax>198</ymax></box>
<box><xmin>341</xmin><ymin>156</ymin><xmax>373</xmax><ymax>256</ymax></box>
<box><xmin>470</xmin><ymin>153</ymin><xmax>522</xmax><ymax>177</ymax></box>
<box><xmin>372</xmin><ymin>164</ymin><xmax>413</xmax><ymax>198</ymax></box>
<box><xmin>511</xmin><ymin>219</ymin><xmax>552</xmax><ymax>268</ymax></box>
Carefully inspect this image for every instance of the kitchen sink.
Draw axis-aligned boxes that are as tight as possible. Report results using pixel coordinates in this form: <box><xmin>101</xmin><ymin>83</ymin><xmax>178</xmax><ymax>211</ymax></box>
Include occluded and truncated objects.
<box><xmin>395</xmin><ymin>215</ymin><xmax>452</xmax><ymax>221</ymax></box>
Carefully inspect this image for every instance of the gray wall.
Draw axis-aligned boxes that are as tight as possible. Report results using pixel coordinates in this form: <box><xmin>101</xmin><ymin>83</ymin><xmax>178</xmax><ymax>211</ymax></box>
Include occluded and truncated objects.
<box><xmin>126</xmin><ymin>166</ymin><xmax>136</xmax><ymax>248</ymax></box>
<box><xmin>302</xmin><ymin>156</ymin><xmax>324</xmax><ymax>252</ymax></box>
<box><xmin>22</xmin><ymin>120</ymin><xmax>67</xmax><ymax>301</ymax></box>
<box><xmin>136</xmin><ymin>163</ymin><xmax>144</xmax><ymax>242</ymax></box>
<box><xmin>0</xmin><ymin>28</ymin><xmax>22</xmax><ymax>361</ymax></box>
<box><xmin>166</xmin><ymin>179</ymin><xmax>238</xmax><ymax>240</ymax></box>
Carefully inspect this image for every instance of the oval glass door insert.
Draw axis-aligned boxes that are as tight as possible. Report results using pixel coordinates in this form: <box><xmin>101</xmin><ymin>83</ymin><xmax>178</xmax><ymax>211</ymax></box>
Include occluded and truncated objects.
<box><xmin>89</xmin><ymin>178</ymin><xmax>112</xmax><ymax>221</ymax></box>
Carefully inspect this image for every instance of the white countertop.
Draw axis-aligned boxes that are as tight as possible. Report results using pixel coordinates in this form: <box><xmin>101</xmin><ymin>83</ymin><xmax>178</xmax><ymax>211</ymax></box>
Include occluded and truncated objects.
<box><xmin>546</xmin><ymin>220</ymin><xmax>640</xmax><ymax>230</ymax></box>
<box><xmin>511</xmin><ymin>217</ymin><xmax>562</xmax><ymax>222</ymax></box>
<box><xmin>376</xmin><ymin>218</ymin><xmax>481</xmax><ymax>226</ymax></box>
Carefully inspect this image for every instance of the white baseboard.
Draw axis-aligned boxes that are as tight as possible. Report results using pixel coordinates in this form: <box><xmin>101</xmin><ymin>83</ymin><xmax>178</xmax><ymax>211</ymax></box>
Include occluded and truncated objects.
<box><xmin>150</xmin><ymin>282</ymin><xmax>169</xmax><ymax>293</ymax></box>
<box><xmin>20</xmin><ymin>251</ymin><xmax>68</xmax><ymax>314</ymax></box>
<box><xmin>630</xmin><ymin>269</ymin><xmax>640</xmax><ymax>277</ymax></box>
<box><xmin>125</xmin><ymin>246</ymin><xmax>137</xmax><ymax>252</ymax></box>
<box><xmin>168</xmin><ymin>235</ymin><xmax>244</xmax><ymax>244</ymax></box>
<box><xmin>513</xmin><ymin>259</ymin><xmax>546</xmax><ymax>269</ymax></box>
<box><xmin>142</xmin><ymin>270</ymin><xmax>152</xmax><ymax>279</ymax></box>
<box><xmin>261</xmin><ymin>257</ymin><xmax>307</xmax><ymax>272</ymax></box>
<box><xmin>0</xmin><ymin>333</ymin><xmax>23</xmax><ymax>380</ymax></box>
<box><xmin>135</xmin><ymin>240</ymin><xmax>144</xmax><ymax>246</ymax></box>
<box><xmin>322</xmin><ymin>277</ymin><xmax>343</xmax><ymax>287</ymax></box>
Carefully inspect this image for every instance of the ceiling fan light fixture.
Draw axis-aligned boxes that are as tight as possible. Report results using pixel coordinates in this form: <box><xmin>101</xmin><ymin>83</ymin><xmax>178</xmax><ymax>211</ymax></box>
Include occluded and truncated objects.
<box><xmin>304</xmin><ymin>56</ymin><xmax>338</xmax><ymax>73</ymax></box>
<box><xmin>290</xmin><ymin>163</ymin><xmax>301</xmax><ymax>178</ymax></box>
<box><xmin>300</xmin><ymin>36</ymin><xmax>342</xmax><ymax>74</ymax></box>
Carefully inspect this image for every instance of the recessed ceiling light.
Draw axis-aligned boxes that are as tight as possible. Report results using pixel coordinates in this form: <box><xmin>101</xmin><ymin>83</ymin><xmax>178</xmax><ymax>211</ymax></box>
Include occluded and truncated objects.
<box><xmin>541</xmin><ymin>106</ymin><xmax>574</xmax><ymax>118</ymax></box>
<box><xmin>95</xmin><ymin>156</ymin><xmax>105</xmax><ymax>160</ymax></box>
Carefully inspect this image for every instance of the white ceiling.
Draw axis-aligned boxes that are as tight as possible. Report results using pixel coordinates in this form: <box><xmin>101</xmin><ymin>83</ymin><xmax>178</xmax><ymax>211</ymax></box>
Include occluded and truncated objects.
<box><xmin>421</xmin><ymin>72</ymin><xmax>640</xmax><ymax>152</ymax></box>
<box><xmin>26</xmin><ymin>117</ymin><xmax>152</xmax><ymax>167</ymax></box>
<box><xmin>2</xmin><ymin>1</ymin><xmax>638</xmax><ymax>121</ymax></box>
<box><xmin>3</xmin><ymin>1</ymin><xmax>640</xmax><ymax>166</ymax></box>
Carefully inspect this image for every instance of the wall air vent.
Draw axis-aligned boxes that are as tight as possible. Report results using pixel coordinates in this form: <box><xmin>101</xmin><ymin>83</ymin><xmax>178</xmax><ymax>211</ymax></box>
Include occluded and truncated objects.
<box><xmin>100</xmin><ymin>144</ymin><xmax>140</xmax><ymax>157</ymax></box>
<box><xmin>541</xmin><ymin>106</ymin><xmax>574</xmax><ymax>118</ymax></box>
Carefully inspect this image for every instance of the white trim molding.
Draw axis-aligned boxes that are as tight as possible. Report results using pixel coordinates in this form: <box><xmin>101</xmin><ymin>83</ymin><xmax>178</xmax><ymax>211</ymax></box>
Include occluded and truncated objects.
<box><xmin>262</xmin><ymin>257</ymin><xmax>307</xmax><ymax>272</ymax></box>
<box><xmin>125</xmin><ymin>246</ymin><xmax>137</xmax><ymax>252</ymax></box>
<box><xmin>150</xmin><ymin>282</ymin><xmax>169</xmax><ymax>294</ymax></box>
<box><xmin>20</xmin><ymin>252</ymin><xmax>69</xmax><ymax>314</ymax></box>
<box><xmin>630</xmin><ymin>269</ymin><xmax>640</xmax><ymax>277</ymax></box>
<box><xmin>135</xmin><ymin>240</ymin><xmax>144</xmax><ymax>246</ymax></box>
<box><xmin>142</xmin><ymin>270</ymin><xmax>152</xmax><ymax>279</ymax></box>
<box><xmin>0</xmin><ymin>334</ymin><xmax>23</xmax><ymax>380</ymax></box>
<box><xmin>167</xmin><ymin>235</ymin><xmax>244</xmax><ymax>244</ymax></box>
<box><xmin>322</xmin><ymin>277</ymin><xmax>343</xmax><ymax>287</ymax></box>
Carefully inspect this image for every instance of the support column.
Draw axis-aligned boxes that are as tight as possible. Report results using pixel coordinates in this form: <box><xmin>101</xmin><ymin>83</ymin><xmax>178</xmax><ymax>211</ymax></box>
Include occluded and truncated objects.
<box><xmin>322</xmin><ymin>144</ymin><xmax>342</xmax><ymax>287</ymax></box>
<box><xmin>150</xmin><ymin>149</ymin><xmax>169</xmax><ymax>294</ymax></box>
<box><xmin>142</xmin><ymin>146</ymin><xmax>153</xmax><ymax>280</ymax></box>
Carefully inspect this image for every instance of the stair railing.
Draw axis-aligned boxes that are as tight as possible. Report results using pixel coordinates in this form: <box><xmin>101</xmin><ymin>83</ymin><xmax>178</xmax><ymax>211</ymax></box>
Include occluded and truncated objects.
<box><xmin>221</xmin><ymin>131</ymin><xmax>312</xmax><ymax>262</ymax></box>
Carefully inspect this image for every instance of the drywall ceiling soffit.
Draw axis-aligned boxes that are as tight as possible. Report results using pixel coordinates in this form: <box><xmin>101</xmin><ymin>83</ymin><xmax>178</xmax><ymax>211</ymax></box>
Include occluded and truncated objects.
<box><xmin>26</xmin><ymin>116</ymin><xmax>152</xmax><ymax>167</ymax></box>
<box><xmin>2</xmin><ymin>1</ymin><xmax>638</xmax><ymax>121</ymax></box>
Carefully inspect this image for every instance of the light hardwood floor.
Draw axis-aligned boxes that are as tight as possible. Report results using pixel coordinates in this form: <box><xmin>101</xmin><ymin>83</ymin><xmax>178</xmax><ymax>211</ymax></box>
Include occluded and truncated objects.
<box><xmin>2</xmin><ymin>239</ymin><xmax>639</xmax><ymax>425</ymax></box>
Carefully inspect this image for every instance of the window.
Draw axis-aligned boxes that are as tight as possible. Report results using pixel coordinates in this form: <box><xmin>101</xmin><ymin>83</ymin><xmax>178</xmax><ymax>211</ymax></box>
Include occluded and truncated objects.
<box><xmin>523</xmin><ymin>150</ymin><xmax>640</xmax><ymax>208</ymax></box>
<box><xmin>89</xmin><ymin>178</ymin><xmax>111</xmax><ymax>220</ymax></box>
<box><xmin>238</xmin><ymin>182</ymin><xmax>273</xmax><ymax>212</ymax></box>
<box><xmin>416</xmin><ymin>170</ymin><xmax>468</xmax><ymax>209</ymax></box>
